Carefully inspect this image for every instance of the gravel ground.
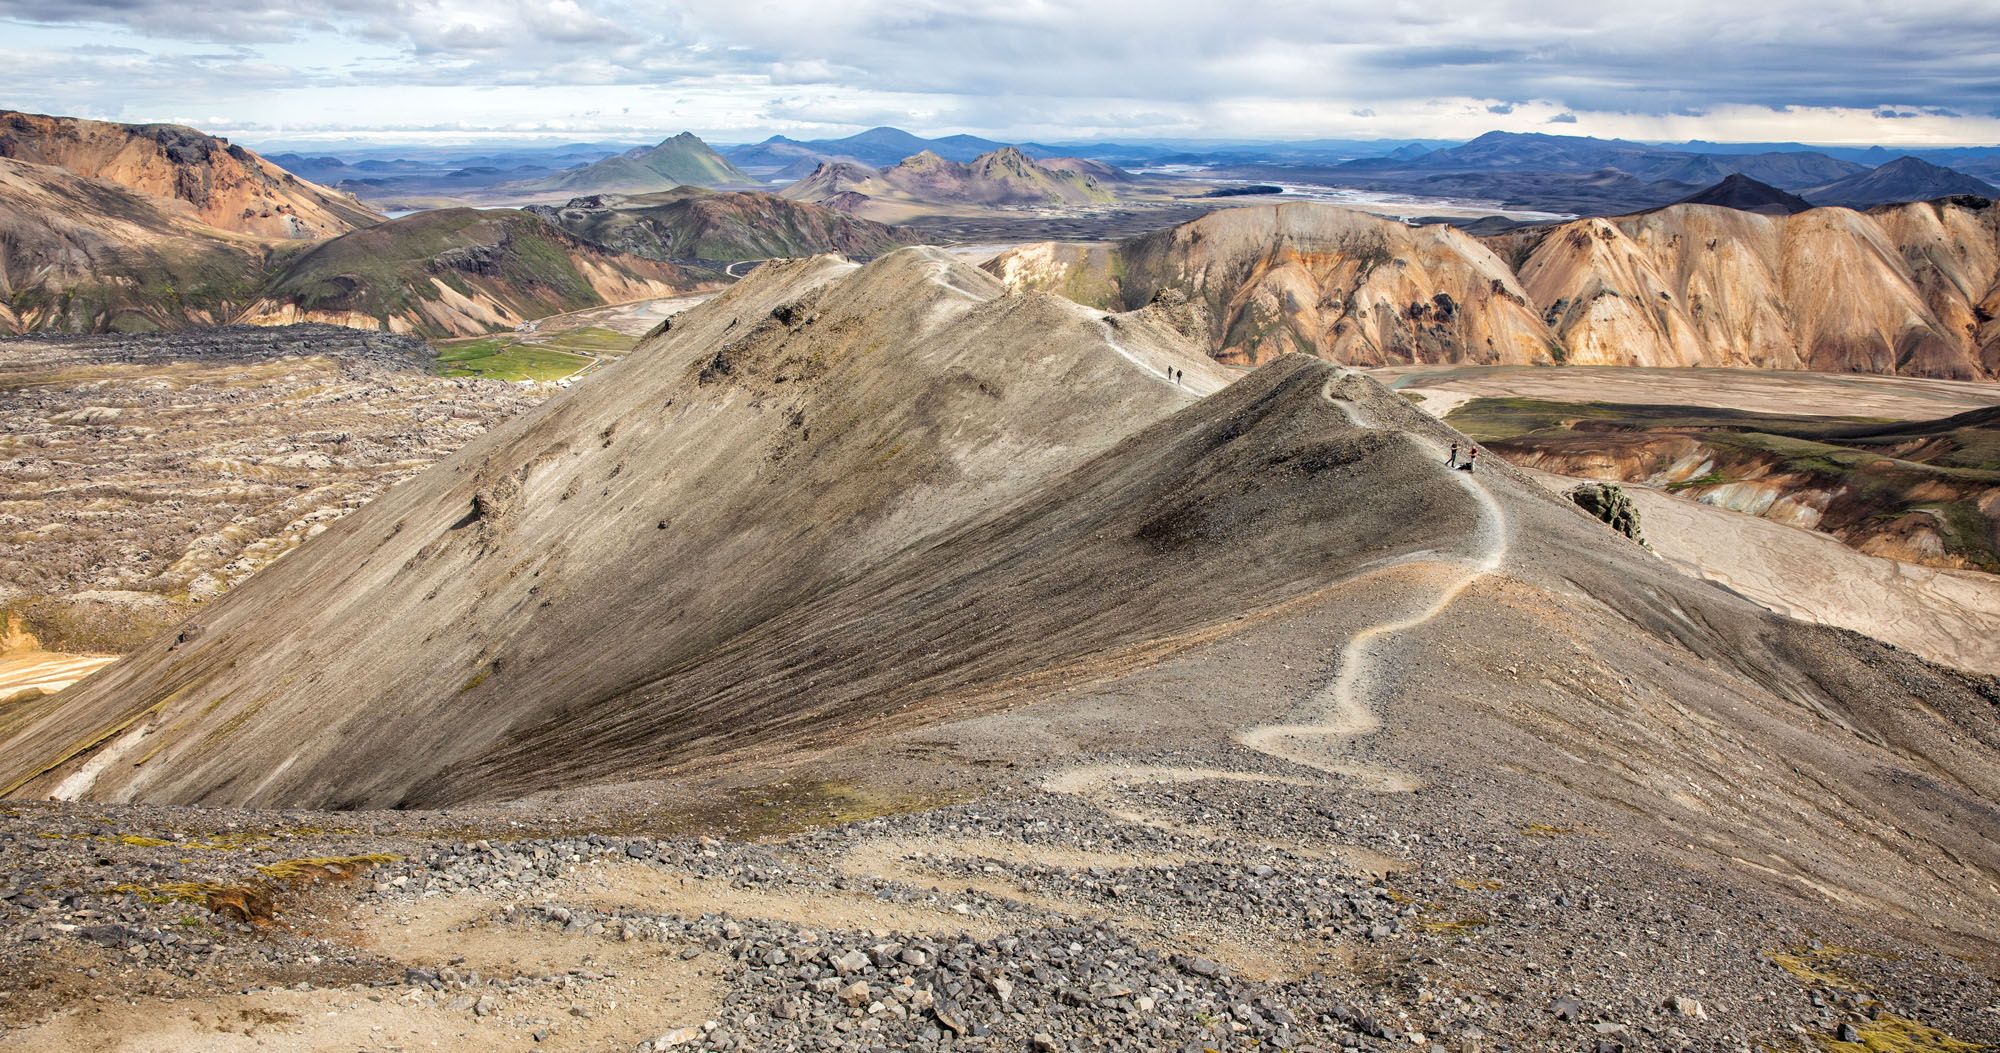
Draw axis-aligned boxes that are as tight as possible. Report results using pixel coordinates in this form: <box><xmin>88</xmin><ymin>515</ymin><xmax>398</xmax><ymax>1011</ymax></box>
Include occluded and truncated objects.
<box><xmin>2</xmin><ymin>760</ymin><xmax>1992</xmax><ymax>1051</ymax></box>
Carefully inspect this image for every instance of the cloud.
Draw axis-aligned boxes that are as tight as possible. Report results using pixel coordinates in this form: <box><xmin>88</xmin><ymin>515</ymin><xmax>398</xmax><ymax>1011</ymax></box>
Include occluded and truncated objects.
<box><xmin>0</xmin><ymin>0</ymin><xmax>1998</xmax><ymax>143</ymax></box>
<box><xmin>1547</xmin><ymin>112</ymin><xmax>1578</xmax><ymax>124</ymax></box>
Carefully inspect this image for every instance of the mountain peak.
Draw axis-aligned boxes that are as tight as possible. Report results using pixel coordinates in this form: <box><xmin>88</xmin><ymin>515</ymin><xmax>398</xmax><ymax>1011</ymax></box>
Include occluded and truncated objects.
<box><xmin>1669</xmin><ymin>172</ymin><xmax>1812</xmax><ymax>215</ymax></box>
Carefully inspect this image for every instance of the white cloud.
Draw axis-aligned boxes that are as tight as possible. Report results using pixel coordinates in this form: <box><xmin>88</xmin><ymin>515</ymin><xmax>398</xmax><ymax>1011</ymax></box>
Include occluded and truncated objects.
<box><xmin>0</xmin><ymin>0</ymin><xmax>1996</xmax><ymax>144</ymax></box>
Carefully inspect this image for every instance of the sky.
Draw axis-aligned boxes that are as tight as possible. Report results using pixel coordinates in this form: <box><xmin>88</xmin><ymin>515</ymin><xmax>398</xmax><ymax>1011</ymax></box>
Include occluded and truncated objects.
<box><xmin>1</xmin><ymin>0</ymin><xmax>1997</xmax><ymax>148</ymax></box>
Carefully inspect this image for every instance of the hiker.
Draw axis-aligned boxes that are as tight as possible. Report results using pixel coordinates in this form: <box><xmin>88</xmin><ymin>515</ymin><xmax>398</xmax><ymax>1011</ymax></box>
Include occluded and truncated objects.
<box><xmin>1447</xmin><ymin>442</ymin><xmax>1460</xmax><ymax>468</ymax></box>
<box><xmin>1173</xmin><ymin>367</ymin><xmax>1182</xmax><ymax>384</ymax></box>
<box><xmin>1464</xmin><ymin>446</ymin><xmax>1479</xmax><ymax>472</ymax></box>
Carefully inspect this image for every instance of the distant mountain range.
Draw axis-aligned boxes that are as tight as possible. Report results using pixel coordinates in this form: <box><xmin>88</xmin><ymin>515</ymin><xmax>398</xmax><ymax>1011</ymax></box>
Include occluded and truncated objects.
<box><xmin>1334</xmin><ymin>131</ymin><xmax>1871</xmax><ymax>186</ymax></box>
<box><xmin>1802</xmin><ymin>156</ymin><xmax>1998</xmax><ymax>207</ymax></box>
<box><xmin>727</xmin><ymin>127</ymin><xmax>1058</xmax><ymax>170</ymax></box>
<box><xmin>525</xmin><ymin>188</ymin><xmax>916</xmax><ymax>263</ymax></box>
<box><xmin>1219</xmin><ymin>131</ymin><xmax>1997</xmax><ymax>215</ymax></box>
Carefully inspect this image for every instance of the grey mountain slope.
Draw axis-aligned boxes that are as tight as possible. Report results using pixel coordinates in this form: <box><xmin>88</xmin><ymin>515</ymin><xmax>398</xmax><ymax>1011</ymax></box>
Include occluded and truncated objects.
<box><xmin>0</xmin><ymin>251</ymin><xmax>1990</xmax><ymax>972</ymax></box>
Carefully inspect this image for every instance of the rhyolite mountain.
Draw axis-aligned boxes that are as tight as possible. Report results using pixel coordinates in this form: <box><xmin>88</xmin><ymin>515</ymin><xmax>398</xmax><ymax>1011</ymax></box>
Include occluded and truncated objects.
<box><xmin>239</xmin><ymin>208</ymin><xmax>720</xmax><ymax>337</ymax></box>
<box><xmin>0</xmin><ymin>110</ymin><xmax>381</xmax><ymax>239</ymax></box>
<box><xmin>989</xmin><ymin>199</ymin><xmax>2000</xmax><ymax>378</ymax></box>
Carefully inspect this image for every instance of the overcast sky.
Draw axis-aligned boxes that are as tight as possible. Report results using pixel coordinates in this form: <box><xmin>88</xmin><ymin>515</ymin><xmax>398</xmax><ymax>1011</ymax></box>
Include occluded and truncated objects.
<box><xmin>2</xmin><ymin>0</ymin><xmax>1996</xmax><ymax>147</ymax></box>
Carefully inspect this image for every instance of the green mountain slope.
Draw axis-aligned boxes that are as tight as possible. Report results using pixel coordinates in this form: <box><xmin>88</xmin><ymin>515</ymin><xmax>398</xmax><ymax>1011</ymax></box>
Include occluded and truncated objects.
<box><xmin>533</xmin><ymin>132</ymin><xmax>751</xmax><ymax>193</ymax></box>
<box><xmin>243</xmin><ymin>208</ymin><xmax>722</xmax><ymax>337</ymax></box>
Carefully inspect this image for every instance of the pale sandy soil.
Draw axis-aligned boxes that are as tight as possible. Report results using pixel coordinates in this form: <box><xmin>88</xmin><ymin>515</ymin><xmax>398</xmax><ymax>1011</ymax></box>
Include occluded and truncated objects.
<box><xmin>1522</xmin><ymin>468</ymin><xmax>2000</xmax><ymax>676</ymax></box>
<box><xmin>1376</xmin><ymin>364</ymin><xmax>2000</xmax><ymax>420</ymax></box>
<box><xmin>0</xmin><ymin>651</ymin><xmax>116</xmax><ymax>701</ymax></box>
<box><xmin>2</xmin><ymin>891</ymin><xmax>723</xmax><ymax>1053</ymax></box>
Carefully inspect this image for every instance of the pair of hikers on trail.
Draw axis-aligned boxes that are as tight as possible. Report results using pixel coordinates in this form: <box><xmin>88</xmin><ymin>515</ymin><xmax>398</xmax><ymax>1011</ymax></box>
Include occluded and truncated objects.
<box><xmin>1447</xmin><ymin>441</ymin><xmax>1478</xmax><ymax>472</ymax></box>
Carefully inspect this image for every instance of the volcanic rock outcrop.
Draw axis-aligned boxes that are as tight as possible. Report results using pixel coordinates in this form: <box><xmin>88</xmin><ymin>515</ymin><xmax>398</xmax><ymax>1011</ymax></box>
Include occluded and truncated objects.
<box><xmin>0</xmin><ymin>110</ymin><xmax>381</xmax><ymax>239</ymax></box>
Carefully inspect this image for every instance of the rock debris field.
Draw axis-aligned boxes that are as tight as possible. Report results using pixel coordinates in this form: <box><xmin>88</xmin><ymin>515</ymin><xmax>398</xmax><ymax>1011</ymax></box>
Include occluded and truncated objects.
<box><xmin>0</xmin><ymin>325</ymin><xmax>540</xmax><ymax>652</ymax></box>
<box><xmin>1</xmin><ymin>772</ymin><xmax>1991</xmax><ymax>1053</ymax></box>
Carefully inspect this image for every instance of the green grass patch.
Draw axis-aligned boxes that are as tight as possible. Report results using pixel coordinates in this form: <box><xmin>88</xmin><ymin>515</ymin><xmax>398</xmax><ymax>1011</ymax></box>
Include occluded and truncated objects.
<box><xmin>436</xmin><ymin>338</ymin><xmax>592</xmax><ymax>382</ymax></box>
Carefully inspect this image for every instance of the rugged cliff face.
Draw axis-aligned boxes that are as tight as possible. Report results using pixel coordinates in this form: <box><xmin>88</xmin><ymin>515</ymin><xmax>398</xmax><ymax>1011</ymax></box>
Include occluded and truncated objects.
<box><xmin>0</xmin><ymin>110</ymin><xmax>382</xmax><ymax>239</ymax></box>
<box><xmin>988</xmin><ymin>199</ymin><xmax>2000</xmax><ymax>379</ymax></box>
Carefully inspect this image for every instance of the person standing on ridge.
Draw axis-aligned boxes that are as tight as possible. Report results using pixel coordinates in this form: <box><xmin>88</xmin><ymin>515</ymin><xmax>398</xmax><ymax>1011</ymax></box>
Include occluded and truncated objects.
<box><xmin>1448</xmin><ymin>442</ymin><xmax>1460</xmax><ymax>468</ymax></box>
<box><xmin>1465</xmin><ymin>446</ymin><xmax>1479</xmax><ymax>472</ymax></box>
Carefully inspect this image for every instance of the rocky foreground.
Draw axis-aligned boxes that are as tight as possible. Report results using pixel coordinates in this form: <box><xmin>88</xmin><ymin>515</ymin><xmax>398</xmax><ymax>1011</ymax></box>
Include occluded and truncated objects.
<box><xmin>1</xmin><ymin>765</ymin><xmax>1993</xmax><ymax>1052</ymax></box>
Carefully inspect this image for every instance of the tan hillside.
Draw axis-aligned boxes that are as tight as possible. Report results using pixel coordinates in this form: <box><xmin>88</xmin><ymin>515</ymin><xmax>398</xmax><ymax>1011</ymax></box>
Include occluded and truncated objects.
<box><xmin>990</xmin><ymin>199</ymin><xmax>2000</xmax><ymax>379</ymax></box>
<box><xmin>0</xmin><ymin>110</ymin><xmax>382</xmax><ymax>239</ymax></box>
<box><xmin>986</xmin><ymin>202</ymin><xmax>1559</xmax><ymax>366</ymax></box>
<box><xmin>0</xmin><ymin>248</ymin><xmax>1228</xmax><ymax>808</ymax></box>
<box><xmin>1516</xmin><ymin>201</ymin><xmax>2000</xmax><ymax>378</ymax></box>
